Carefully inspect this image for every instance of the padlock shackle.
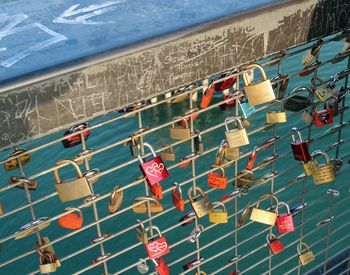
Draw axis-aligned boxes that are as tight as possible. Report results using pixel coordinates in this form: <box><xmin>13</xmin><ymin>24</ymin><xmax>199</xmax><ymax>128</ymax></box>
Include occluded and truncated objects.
<box><xmin>10</xmin><ymin>176</ymin><xmax>35</xmax><ymax>186</ymax></box>
<box><xmin>290</xmin><ymin>128</ymin><xmax>304</xmax><ymax>143</ymax></box>
<box><xmin>277</xmin><ymin>202</ymin><xmax>290</xmax><ymax>214</ymax></box>
<box><xmin>83</xmin><ymin>168</ymin><xmax>100</xmax><ymax>178</ymax></box>
<box><xmin>76</xmin><ymin>148</ymin><xmax>93</xmax><ymax>158</ymax></box>
<box><xmin>256</xmin><ymin>194</ymin><xmax>279</xmax><ymax>213</ymax></box>
<box><xmin>188</xmin><ymin>186</ymin><xmax>206</xmax><ymax>203</ymax></box>
<box><xmin>54</xmin><ymin>159</ymin><xmax>84</xmax><ymax>184</ymax></box>
<box><xmin>311</xmin><ymin>150</ymin><xmax>331</xmax><ymax>164</ymax></box>
<box><xmin>195</xmin><ymin>130</ymin><xmax>202</xmax><ymax>143</ymax></box>
<box><xmin>212</xmin><ymin>201</ymin><xmax>226</xmax><ymax>211</ymax></box>
<box><xmin>239</xmin><ymin>169</ymin><xmax>254</xmax><ymax>180</ymax></box>
<box><xmin>242</xmin><ymin>64</ymin><xmax>267</xmax><ymax>86</ymax></box>
<box><xmin>267</xmin><ymin>99</ymin><xmax>285</xmax><ymax>112</ymax></box>
<box><xmin>136</xmin><ymin>219</ymin><xmax>146</xmax><ymax>232</ymax></box>
<box><xmin>110</xmin><ymin>185</ymin><xmax>122</xmax><ymax>204</ymax></box>
<box><xmin>266</xmin><ymin>233</ymin><xmax>277</xmax><ymax>243</ymax></box>
<box><xmin>225</xmin><ymin>116</ymin><xmax>244</xmax><ymax>132</ymax></box>
<box><xmin>137</xmin><ymin>143</ymin><xmax>157</xmax><ymax>164</ymax></box>
<box><xmin>173</xmin><ymin>182</ymin><xmax>183</xmax><ymax>199</ymax></box>
<box><xmin>134</xmin><ymin>196</ymin><xmax>161</xmax><ymax>205</ymax></box>
<box><xmin>145</xmin><ymin>225</ymin><xmax>162</xmax><ymax>238</ymax></box>
<box><xmin>216</xmin><ymin>140</ymin><xmax>227</xmax><ymax>164</ymax></box>
<box><xmin>297</xmin><ymin>242</ymin><xmax>311</xmax><ymax>254</ymax></box>
<box><xmin>237</xmin><ymin>202</ymin><xmax>253</xmax><ymax>228</ymax></box>
<box><xmin>162</xmin><ymin>144</ymin><xmax>174</xmax><ymax>153</ymax></box>
<box><xmin>172</xmin><ymin>116</ymin><xmax>189</xmax><ymax>128</ymax></box>
<box><xmin>64</xmin><ymin>207</ymin><xmax>83</xmax><ymax>218</ymax></box>
<box><xmin>311</xmin><ymin>76</ymin><xmax>330</xmax><ymax>89</ymax></box>
<box><xmin>290</xmin><ymin>86</ymin><xmax>313</xmax><ymax>100</ymax></box>
<box><xmin>189</xmin><ymin>224</ymin><xmax>204</xmax><ymax>243</ymax></box>
<box><xmin>210</xmin><ymin>165</ymin><xmax>225</xmax><ymax>177</ymax></box>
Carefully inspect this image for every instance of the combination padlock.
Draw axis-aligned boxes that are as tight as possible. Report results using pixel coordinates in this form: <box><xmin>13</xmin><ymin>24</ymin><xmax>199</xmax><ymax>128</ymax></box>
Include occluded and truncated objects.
<box><xmin>311</xmin><ymin>77</ymin><xmax>335</xmax><ymax>102</ymax></box>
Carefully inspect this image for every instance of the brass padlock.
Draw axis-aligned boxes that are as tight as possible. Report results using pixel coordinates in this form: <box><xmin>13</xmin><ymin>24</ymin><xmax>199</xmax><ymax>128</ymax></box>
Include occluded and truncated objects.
<box><xmin>215</xmin><ymin>140</ymin><xmax>239</xmax><ymax>167</ymax></box>
<box><xmin>242</xmin><ymin>64</ymin><xmax>275</xmax><ymax>106</ymax></box>
<box><xmin>297</xmin><ymin>242</ymin><xmax>315</xmax><ymax>266</ymax></box>
<box><xmin>302</xmin><ymin>158</ymin><xmax>319</xmax><ymax>176</ymax></box>
<box><xmin>161</xmin><ymin>144</ymin><xmax>176</xmax><ymax>161</ymax></box>
<box><xmin>38</xmin><ymin>252</ymin><xmax>57</xmax><ymax>274</ymax></box>
<box><xmin>209</xmin><ymin>202</ymin><xmax>228</xmax><ymax>223</ymax></box>
<box><xmin>311</xmin><ymin>151</ymin><xmax>335</xmax><ymax>184</ymax></box>
<box><xmin>39</xmin><ymin>237</ymin><xmax>61</xmax><ymax>269</ymax></box>
<box><xmin>15</xmin><ymin>217</ymin><xmax>51</xmax><ymax>240</ymax></box>
<box><xmin>4</xmin><ymin>148</ymin><xmax>31</xmax><ymax>171</ymax></box>
<box><xmin>83</xmin><ymin>168</ymin><xmax>100</xmax><ymax>185</ymax></box>
<box><xmin>250</xmin><ymin>194</ymin><xmax>279</xmax><ymax>226</ymax></box>
<box><xmin>225</xmin><ymin>116</ymin><xmax>249</xmax><ymax>148</ymax></box>
<box><xmin>75</xmin><ymin>149</ymin><xmax>93</xmax><ymax>165</ymax></box>
<box><xmin>266</xmin><ymin>100</ymin><xmax>287</xmax><ymax>124</ymax></box>
<box><xmin>237</xmin><ymin>169</ymin><xmax>254</xmax><ymax>188</ymax></box>
<box><xmin>188</xmin><ymin>186</ymin><xmax>212</xmax><ymax>218</ymax></box>
<box><xmin>170</xmin><ymin>116</ymin><xmax>191</xmax><ymax>140</ymax></box>
<box><xmin>108</xmin><ymin>185</ymin><xmax>123</xmax><ymax>214</ymax></box>
<box><xmin>135</xmin><ymin>220</ymin><xmax>148</xmax><ymax>243</ymax></box>
<box><xmin>132</xmin><ymin>197</ymin><xmax>163</xmax><ymax>214</ymax></box>
<box><xmin>0</xmin><ymin>202</ymin><xmax>4</xmax><ymax>216</ymax></box>
<box><xmin>311</xmin><ymin>77</ymin><xmax>335</xmax><ymax>102</ymax></box>
<box><xmin>53</xmin><ymin>160</ymin><xmax>92</xmax><ymax>202</ymax></box>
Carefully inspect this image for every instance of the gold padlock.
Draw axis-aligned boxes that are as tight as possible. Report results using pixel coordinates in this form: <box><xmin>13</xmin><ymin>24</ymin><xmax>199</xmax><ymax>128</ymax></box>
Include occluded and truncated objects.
<box><xmin>39</xmin><ymin>237</ymin><xmax>61</xmax><ymax>269</ymax></box>
<box><xmin>311</xmin><ymin>77</ymin><xmax>335</xmax><ymax>102</ymax></box>
<box><xmin>311</xmin><ymin>151</ymin><xmax>335</xmax><ymax>184</ymax></box>
<box><xmin>83</xmin><ymin>168</ymin><xmax>100</xmax><ymax>185</ymax></box>
<box><xmin>108</xmin><ymin>185</ymin><xmax>123</xmax><ymax>214</ymax></box>
<box><xmin>188</xmin><ymin>186</ymin><xmax>212</xmax><ymax>218</ymax></box>
<box><xmin>161</xmin><ymin>144</ymin><xmax>176</xmax><ymax>161</ymax></box>
<box><xmin>297</xmin><ymin>242</ymin><xmax>315</xmax><ymax>266</ymax></box>
<box><xmin>4</xmin><ymin>148</ymin><xmax>31</xmax><ymax>171</ymax></box>
<box><xmin>15</xmin><ymin>217</ymin><xmax>51</xmax><ymax>240</ymax></box>
<box><xmin>135</xmin><ymin>220</ymin><xmax>148</xmax><ymax>243</ymax></box>
<box><xmin>302</xmin><ymin>159</ymin><xmax>319</xmax><ymax>176</ymax></box>
<box><xmin>39</xmin><ymin>253</ymin><xmax>57</xmax><ymax>274</ymax></box>
<box><xmin>242</xmin><ymin>64</ymin><xmax>275</xmax><ymax>106</ymax></box>
<box><xmin>215</xmin><ymin>140</ymin><xmax>239</xmax><ymax>167</ymax></box>
<box><xmin>209</xmin><ymin>202</ymin><xmax>228</xmax><ymax>223</ymax></box>
<box><xmin>132</xmin><ymin>197</ymin><xmax>163</xmax><ymax>214</ymax></box>
<box><xmin>237</xmin><ymin>169</ymin><xmax>254</xmax><ymax>188</ymax></box>
<box><xmin>250</xmin><ymin>194</ymin><xmax>279</xmax><ymax>226</ymax></box>
<box><xmin>225</xmin><ymin>116</ymin><xmax>249</xmax><ymax>148</ymax></box>
<box><xmin>75</xmin><ymin>149</ymin><xmax>93</xmax><ymax>165</ymax></box>
<box><xmin>169</xmin><ymin>116</ymin><xmax>191</xmax><ymax>140</ymax></box>
<box><xmin>266</xmin><ymin>100</ymin><xmax>287</xmax><ymax>124</ymax></box>
<box><xmin>53</xmin><ymin>159</ymin><xmax>92</xmax><ymax>202</ymax></box>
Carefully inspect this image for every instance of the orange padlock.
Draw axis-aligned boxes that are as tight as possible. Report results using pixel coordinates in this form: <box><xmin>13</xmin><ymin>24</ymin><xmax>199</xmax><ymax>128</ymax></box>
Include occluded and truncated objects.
<box><xmin>150</xmin><ymin>183</ymin><xmax>163</xmax><ymax>200</ymax></box>
<box><xmin>208</xmin><ymin>166</ymin><xmax>227</xmax><ymax>189</ymax></box>
<box><xmin>58</xmin><ymin>208</ymin><xmax>83</xmax><ymax>230</ymax></box>
<box><xmin>172</xmin><ymin>182</ymin><xmax>185</xmax><ymax>211</ymax></box>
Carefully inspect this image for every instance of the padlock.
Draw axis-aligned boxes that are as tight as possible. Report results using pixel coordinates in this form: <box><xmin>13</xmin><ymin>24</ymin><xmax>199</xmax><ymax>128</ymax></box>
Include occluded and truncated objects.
<box><xmin>266</xmin><ymin>234</ymin><xmax>284</xmax><ymax>255</ymax></box>
<box><xmin>4</xmin><ymin>148</ymin><xmax>31</xmax><ymax>171</ymax></box>
<box><xmin>214</xmin><ymin>72</ymin><xmax>237</xmax><ymax>91</ymax></box>
<box><xmin>180</xmin><ymin>210</ymin><xmax>196</xmax><ymax>226</ymax></box>
<box><xmin>297</xmin><ymin>242</ymin><xmax>315</xmax><ymax>266</ymax></box>
<box><xmin>194</xmin><ymin>130</ymin><xmax>204</xmax><ymax>154</ymax></box>
<box><xmin>188</xmin><ymin>224</ymin><xmax>204</xmax><ymax>243</ymax></box>
<box><xmin>92</xmin><ymin>253</ymin><xmax>111</xmax><ymax>265</ymax></box>
<box><xmin>208</xmin><ymin>166</ymin><xmax>227</xmax><ymax>189</ymax></box>
<box><xmin>15</xmin><ymin>217</ymin><xmax>51</xmax><ymax>240</ymax></box>
<box><xmin>237</xmin><ymin>202</ymin><xmax>253</xmax><ymax>228</ymax></box>
<box><xmin>75</xmin><ymin>149</ymin><xmax>93</xmax><ymax>165</ymax></box>
<box><xmin>250</xmin><ymin>194</ymin><xmax>279</xmax><ymax>226</ymax></box>
<box><xmin>130</xmin><ymin>134</ymin><xmax>140</xmax><ymax>157</ymax></box>
<box><xmin>183</xmin><ymin>256</ymin><xmax>204</xmax><ymax>270</ymax></box>
<box><xmin>38</xmin><ymin>251</ymin><xmax>57</xmax><ymax>274</ymax></box>
<box><xmin>200</xmin><ymin>81</ymin><xmax>215</xmax><ymax>109</ymax></box>
<box><xmin>108</xmin><ymin>185</ymin><xmax>123</xmax><ymax>213</ymax></box>
<box><xmin>311</xmin><ymin>151</ymin><xmax>335</xmax><ymax>184</ymax></box>
<box><xmin>276</xmin><ymin>202</ymin><xmax>294</xmax><ymax>234</ymax></box>
<box><xmin>152</xmin><ymin>257</ymin><xmax>170</xmax><ymax>275</ymax></box>
<box><xmin>91</xmin><ymin>233</ymin><xmax>111</xmax><ymax>245</ymax></box>
<box><xmin>302</xmin><ymin>158</ymin><xmax>319</xmax><ymax>176</ymax></box>
<box><xmin>238</xmin><ymin>98</ymin><xmax>256</xmax><ymax>119</ymax></box>
<box><xmin>266</xmin><ymin>100</ymin><xmax>287</xmax><ymax>124</ymax></box>
<box><xmin>132</xmin><ymin>197</ymin><xmax>163</xmax><ymax>214</ymax></box>
<box><xmin>53</xmin><ymin>159</ymin><xmax>92</xmax><ymax>202</ymax></box>
<box><xmin>170</xmin><ymin>116</ymin><xmax>191</xmax><ymax>140</ymax></box>
<box><xmin>272</xmin><ymin>74</ymin><xmax>289</xmax><ymax>99</ymax></box>
<box><xmin>58</xmin><ymin>207</ymin><xmax>83</xmax><ymax>230</ymax></box>
<box><xmin>137</xmin><ymin>259</ymin><xmax>149</xmax><ymax>274</ymax></box>
<box><xmin>40</xmin><ymin>237</ymin><xmax>61</xmax><ymax>268</ymax></box>
<box><xmin>302</xmin><ymin>41</ymin><xmax>322</xmax><ymax>66</ymax></box>
<box><xmin>0</xmin><ymin>202</ymin><xmax>4</xmax><ymax>216</ymax></box>
<box><xmin>290</xmin><ymin>128</ymin><xmax>311</xmax><ymax>162</ymax></box>
<box><xmin>299</xmin><ymin>61</ymin><xmax>320</xmax><ymax>77</ymax></box>
<box><xmin>172</xmin><ymin>182</ymin><xmax>185</xmax><ymax>211</ymax></box>
<box><xmin>138</xmin><ymin>143</ymin><xmax>169</xmax><ymax>186</ymax></box>
<box><xmin>237</xmin><ymin>170</ymin><xmax>254</xmax><ymax>188</ymax></box>
<box><xmin>284</xmin><ymin>87</ymin><xmax>313</xmax><ymax>112</ymax></box>
<box><xmin>219</xmin><ymin>93</ymin><xmax>237</xmax><ymax>111</ymax></box>
<box><xmin>313</xmin><ymin>108</ymin><xmax>333</xmax><ymax>127</ymax></box>
<box><xmin>242</xmin><ymin>64</ymin><xmax>275</xmax><ymax>106</ymax></box>
<box><xmin>144</xmin><ymin>226</ymin><xmax>170</xmax><ymax>259</ymax></box>
<box><xmin>150</xmin><ymin>183</ymin><xmax>163</xmax><ymax>200</ymax></box>
<box><xmin>179</xmin><ymin>108</ymin><xmax>199</xmax><ymax>126</ymax></box>
<box><xmin>246</xmin><ymin>146</ymin><xmax>258</xmax><ymax>170</ymax></box>
<box><xmin>179</xmin><ymin>153</ymin><xmax>198</xmax><ymax>168</ymax></box>
<box><xmin>188</xmin><ymin>186</ymin><xmax>212</xmax><ymax>218</ymax></box>
<box><xmin>215</xmin><ymin>140</ymin><xmax>239</xmax><ymax>166</ymax></box>
<box><xmin>225</xmin><ymin>116</ymin><xmax>249</xmax><ymax>148</ymax></box>
<box><xmin>161</xmin><ymin>144</ymin><xmax>176</xmax><ymax>161</ymax></box>
<box><xmin>136</xmin><ymin>220</ymin><xmax>148</xmax><ymax>243</ymax></box>
<box><xmin>311</xmin><ymin>77</ymin><xmax>335</xmax><ymax>102</ymax></box>
<box><xmin>209</xmin><ymin>202</ymin><xmax>228</xmax><ymax>223</ymax></box>
<box><xmin>61</xmin><ymin>122</ymin><xmax>90</xmax><ymax>148</ymax></box>
<box><xmin>9</xmin><ymin>176</ymin><xmax>37</xmax><ymax>190</ymax></box>
<box><xmin>83</xmin><ymin>168</ymin><xmax>100</xmax><ymax>185</ymax></box>
<box><xmin>301</xmin><ymin>108</ymin><xmax>314</xmax><ymax>125</ymax></box>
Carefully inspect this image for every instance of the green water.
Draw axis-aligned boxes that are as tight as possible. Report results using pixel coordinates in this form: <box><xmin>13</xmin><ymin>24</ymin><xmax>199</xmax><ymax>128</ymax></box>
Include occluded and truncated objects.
<box><xmin>0</xmin><ymin>40</ymin><xmax>349</xmax><ymax>275</ymax></box>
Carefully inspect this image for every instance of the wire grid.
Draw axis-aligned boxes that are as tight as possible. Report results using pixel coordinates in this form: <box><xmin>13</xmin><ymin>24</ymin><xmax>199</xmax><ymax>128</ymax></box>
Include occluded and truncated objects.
<box><xmin>0</xmin><ymin>30</ymin><xmax>349</xmax><ymax>275</ymax></box>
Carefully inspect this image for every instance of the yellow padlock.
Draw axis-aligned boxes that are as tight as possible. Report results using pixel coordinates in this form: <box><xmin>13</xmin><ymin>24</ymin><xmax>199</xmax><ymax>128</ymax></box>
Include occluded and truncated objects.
<box><xmin>297</xmin><ymin>242</ymin><xmax>315</xmax><ymax>266</ymax></box>
<box><xmin>209</xmin><ymin>202</ymin><xmax>228</xmax><ymax>223</ymax></box>
<box><xmin>266</xmin><ymin>100</ymin><xmax>287</xmax><ymax>124</ymax></box>
<box><xmin>250</xmin><ymin>194</ymin><xmax>279</xmax><ymax>226</ymax></box>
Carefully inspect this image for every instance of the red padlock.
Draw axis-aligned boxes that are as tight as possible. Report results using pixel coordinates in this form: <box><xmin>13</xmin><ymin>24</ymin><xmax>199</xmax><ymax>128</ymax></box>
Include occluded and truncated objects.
<box><xmin>172</xmin><ymin>182</ymin><xmax>185</xmax><ymax>211</ymax></box>
<box><xmin>290</xmin><ymin>128</ymin><xmax>311</xmax><ymax>162</ymax></box>
<box><xmin>246</xmin><ymin>146</ymin><xmax>258</xmax><ymax>170</ymax></box>
<box><xmin>276</xmin><ymin>202</ymin><xmax>295</xmax><ymax>234</ymax></box>
<box><xmin>200</xmin><ymin>82</ymin><xmax>215</xmax><ymax>109</ymax></box>
<box><xmin>62</xmin><ymin>122</ymin><xmax>90</xmax><ymax>148</ymax></box>
<box><xmin>313</xmin><ymin>109</ymin><xmax>333</xmax><ymax>127</ymax></box>
<box><xmin>266</xmin><ymin>234</ymin><xmax>284</xmax><ymax>255</ymax></box>
<box><xmin>138</xmin><ymin>143</ymin><xmax>169</xmax><ymax>186</ymax></box>
<box><xmin>58</xmin><ymin>208</ymin><xmax>83</xmax><ymax>230</ymax></box>
<box><xmin>150</xmin><ymin>183</ymin><xmax>163</xmax><ymax>200</ymax></box>
<box><xmin>208</xmin><ymin>166</ymin><xmax>227</xmax><ymax>189</ymax></box>
<box><xmin>152</xmin><ymin>257</ymin><xmax>170</xmax><ymax>275</ymax></box>
<box><xmin>219</xmin><ymin>93</ymin><xmax>237</xmax><ymax>111</ymax></box>
<box><xmin>145</xmin><ymin>226</ymin><xmax>170</xmax><ymax>259</ymax></box>
<box><xmin>215</xmin><ymin>74</ymin><xmax>237</xmax><ymax>92</ymax></box>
